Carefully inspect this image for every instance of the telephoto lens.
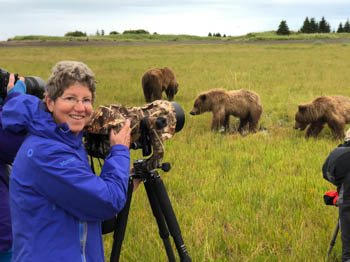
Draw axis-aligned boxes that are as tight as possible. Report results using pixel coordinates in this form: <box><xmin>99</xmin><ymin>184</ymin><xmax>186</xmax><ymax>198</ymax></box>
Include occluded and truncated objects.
<box><xmin>84</xmin><ymin>100</ymin><xmax>185</xmax><ymax>171</ymax></box>
<box><xmin>23</xmin><ymin>76</ymin><xmax>46</xmax><ymax>99</ymax></box>
<box><xmin>0</xmin><ymin>68</ymin><xmax>46</xmax><ymax>99</ymax></box>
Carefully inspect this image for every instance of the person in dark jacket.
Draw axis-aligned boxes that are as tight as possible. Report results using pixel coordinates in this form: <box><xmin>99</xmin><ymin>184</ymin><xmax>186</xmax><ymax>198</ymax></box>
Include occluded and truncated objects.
<box><xmin>0</xmin><ymin>74</ymin><xmax>26</xmax><ymax>262</ymax></box>
<box><xmin>323</xmin><ymin>129</ymin><xmax>350</xmax><ymax>262</ymax></box>
<box><xmin>2</xmin><ymin>61</ymin><xmax>131</xmax><ymax>262</ymax></box>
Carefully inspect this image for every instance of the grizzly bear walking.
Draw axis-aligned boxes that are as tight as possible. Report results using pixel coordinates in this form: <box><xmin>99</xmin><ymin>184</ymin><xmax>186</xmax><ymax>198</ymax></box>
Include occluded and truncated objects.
<box><xmin>294</xmin><ymin>95</ymin><xmax>350</xmax><ymax>139</ymax></box>
<box><xmin>142</xmin><ymin>67</ymin><xmax>179</xmax><ymax>102</ymax></box>
<box><xmin>190</xmin><ymin>88</ymin><xmax>262</xmax><ymax>133</ymax></box>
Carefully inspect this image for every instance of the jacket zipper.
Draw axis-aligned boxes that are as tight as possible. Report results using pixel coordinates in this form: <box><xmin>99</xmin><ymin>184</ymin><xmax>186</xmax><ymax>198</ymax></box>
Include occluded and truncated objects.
<box><xmin>79</xmin><ymin>221</ymin><xmax>88</xmax><ymax>262</ymax></box>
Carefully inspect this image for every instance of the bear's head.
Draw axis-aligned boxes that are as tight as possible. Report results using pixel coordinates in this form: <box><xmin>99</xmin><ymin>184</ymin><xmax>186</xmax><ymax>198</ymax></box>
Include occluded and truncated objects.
<box><xmin>294</xmin><ymin>105</ymin><xmax>309</xmax><ymax>130</ymax></box>
<box><xmin>190</xmin><ymin>94</ymin><xmax>210</xmax><ymax>115</ymax></box>
<box><xmin>165</xmin><ymin>82</ymin><xmax>178</xmax><ymax>101</ymax></box>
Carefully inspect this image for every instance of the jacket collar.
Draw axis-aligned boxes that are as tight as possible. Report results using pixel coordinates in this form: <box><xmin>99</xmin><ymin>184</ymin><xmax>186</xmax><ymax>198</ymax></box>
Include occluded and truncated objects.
<box><xmin>29</xmin><ymin>101</ymin><xmax>84</xmax><ymax>149</ymax></box>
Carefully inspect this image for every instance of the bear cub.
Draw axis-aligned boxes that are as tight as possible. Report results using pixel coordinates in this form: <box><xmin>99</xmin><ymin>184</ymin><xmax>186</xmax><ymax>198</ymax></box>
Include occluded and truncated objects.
<box><xmin>294</xmin><ymin>95</ymin><xmax>350</xmax><ymax>139</ymax></box>
<box><xmin>190</xmin><ymin>88</ymin><xmax>262</xmax><ymax>134</ymax></box>
<box><xmin>142</xmin><ymin>67</ymin><xmax>179</xmax><ymax>102</ymax></box>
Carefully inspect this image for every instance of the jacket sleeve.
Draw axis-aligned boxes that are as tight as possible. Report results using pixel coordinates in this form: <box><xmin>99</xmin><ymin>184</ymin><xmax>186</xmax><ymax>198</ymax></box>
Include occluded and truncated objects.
<box><xmin>30</xmin><ymin>142</ymin><xmax>130</xmax><ymax>222</ymax></box>
<box><xmin>0</xmin><ymin>104</ymin><xmax>26</xmax><ymax>164</ymax></box>
<box><xmin>2</xmin><ymin>93</ymin><xmax>45</xmax><ymax>134</ymax></box>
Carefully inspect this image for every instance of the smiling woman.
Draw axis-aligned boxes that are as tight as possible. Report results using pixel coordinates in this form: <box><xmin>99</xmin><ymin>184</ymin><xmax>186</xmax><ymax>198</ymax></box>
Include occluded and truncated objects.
<box><xmin>46</xmin><ymin>83</ymin><xmax>93</xmax><ymax>135</ymax></box>
<box><xmin>1</xmin><ymin>61</ymin><xmax>132</xmax><ymax>262</ymax></box>
<box><xmin>44</xmin><ymin>61</ymin><xmax>96</xmax><ymax>135</ymax></box>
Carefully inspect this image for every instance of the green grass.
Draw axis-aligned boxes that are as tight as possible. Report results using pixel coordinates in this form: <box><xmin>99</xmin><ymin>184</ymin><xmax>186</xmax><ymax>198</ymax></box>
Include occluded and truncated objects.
<box><xmin>1</xmin><ymin>41</ymin><xmax>349</xmax><ymax>261</ymax></box>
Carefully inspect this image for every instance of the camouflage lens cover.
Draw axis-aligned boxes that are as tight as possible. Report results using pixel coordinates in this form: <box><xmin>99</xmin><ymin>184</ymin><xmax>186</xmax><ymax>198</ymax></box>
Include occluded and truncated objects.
<box><xmin>84</xmin><ymin>100</ymin><xmax>179</xmax><ymax>171</ymax></box>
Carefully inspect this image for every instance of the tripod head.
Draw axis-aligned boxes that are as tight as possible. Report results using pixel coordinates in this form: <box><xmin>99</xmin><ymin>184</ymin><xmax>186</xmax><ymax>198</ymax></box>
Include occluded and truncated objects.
<box><xmin>131</xmin><ymin>159</ymin><xmax>171</xmax><ymax>181</ymax></box>
<box><xmin>129</xmin><ymin>115</ymin><xmax>172</xmax><ymax>173</ymax></box>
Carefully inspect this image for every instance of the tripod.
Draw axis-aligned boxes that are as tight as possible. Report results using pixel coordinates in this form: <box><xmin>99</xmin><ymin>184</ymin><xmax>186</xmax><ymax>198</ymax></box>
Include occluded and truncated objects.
<box><xmin>108</xmin><ymin>159</ymin><xmax>192</xmax><ymax>262</ymax></box>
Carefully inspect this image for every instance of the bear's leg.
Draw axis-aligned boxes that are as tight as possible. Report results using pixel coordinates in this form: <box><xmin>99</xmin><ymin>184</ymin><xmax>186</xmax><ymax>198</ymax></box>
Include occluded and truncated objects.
<box><xmin>238</xmin><ymin>118</ymin><xmax>249</xmax><ymax>134</ymax></box>
<box><xmin>327</xmin><ymin>120</ymin><xmax>345</xmax><ymax>139</ymax></box>
<box><xmin>211</xmin><ymin>109</ymin><xmax>226</xmax><ymax>131</ymax></box>
<box><xmin>143</xmin><ymin>86</ymin><xmax>153</xmax><ymax>103</ymax></box>
<box><xmin>153</xmin><ymin>87</ymin><xmax>163</xmax><ymax>101</ymax></box>
<box><xmin>165</xmin><ymin>87</ymin><xmax>175</xmax><ymax>101</ymax></box>
<box><xmin>223</xmin><ymin>114</ymin><xmax>230</xmax><ymax>132</ymax></box>
<box><xmin>248</xmin><ymin>115</ymin><xmax>259</xmax><ymax>133</ymax></box>
<box><xmin>211</xmin><ymin>112</ymin><xmax>225</xmax><ymax>131</ymax></box>
<box><xmin>306</xmin><ymin>122</ymin><xmax>325</xmax><ymax>137</ymax></box>
<box><xmin>211</xmin><ymin>117</ymin><xmax>222</xmax><ymax>130</ymax></box>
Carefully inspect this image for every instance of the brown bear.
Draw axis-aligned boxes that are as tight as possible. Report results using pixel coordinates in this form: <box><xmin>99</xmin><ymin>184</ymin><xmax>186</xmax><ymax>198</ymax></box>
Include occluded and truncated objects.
<box><xmin>190</xmin><ymin>88</ymin><xmax>263</xmax><ymax>133</ymax></box>
<box><xmin>142</xmin><ymin>67</ymin><xmax>179</xmax><ymax>102</ymax></box>
<box><xmin>294</xmin><ymin>95</ymin><xmax>350</xmax><ymax>139</ymax></box>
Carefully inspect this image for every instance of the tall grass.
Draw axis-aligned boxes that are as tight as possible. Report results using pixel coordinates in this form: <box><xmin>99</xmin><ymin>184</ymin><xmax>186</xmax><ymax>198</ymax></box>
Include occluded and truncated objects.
<box><xmin>1</xmin><ymin>41</ymin><xmax>350</xmax><ymax>261</ymax></box>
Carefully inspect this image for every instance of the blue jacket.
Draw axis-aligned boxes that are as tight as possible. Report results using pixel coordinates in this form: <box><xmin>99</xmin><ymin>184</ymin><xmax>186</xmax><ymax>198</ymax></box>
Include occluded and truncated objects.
<box><xmin>0</xmin><ymin>91</ymin><xmax>26</xmax><ymax>253</ymax></box>
<box><xmin>2</xmin><ymin>93</ymin><xmax>130</xmax><ymax>262</ymax></box>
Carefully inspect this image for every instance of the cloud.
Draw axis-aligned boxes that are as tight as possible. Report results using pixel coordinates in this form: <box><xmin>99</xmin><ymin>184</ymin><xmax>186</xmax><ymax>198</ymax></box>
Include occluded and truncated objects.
<box><xmin>1</xmin><ymin>0</ymin><xmax>350</xmax><ymax>40</ymax></box>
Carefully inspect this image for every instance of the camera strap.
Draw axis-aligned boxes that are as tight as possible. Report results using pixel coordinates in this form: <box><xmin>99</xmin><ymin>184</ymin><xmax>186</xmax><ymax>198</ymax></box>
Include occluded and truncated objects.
<box><xmin>89</xmin><ymin>154</ymin><xmax>96</xmax><ymax>174</ymax></box>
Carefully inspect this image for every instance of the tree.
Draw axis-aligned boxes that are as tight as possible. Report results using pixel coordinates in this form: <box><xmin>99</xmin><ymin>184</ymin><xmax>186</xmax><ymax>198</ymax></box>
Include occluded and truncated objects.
<box><xmin>64</xmin><ymin>31</ymin><xmax>87</xmax><ymax>37</ymax></box>
<box><xmin>123</xmin><ymin>29</ymin><xmax>150</xmax><ymax>34</ymax></box>
<box><xmin>208</xmin><ymin>32</ymin><xmax>212</xmax><ymax>37</ymax></box>
<box><xmin>309</xmin><ymin>18</ymin><xmax>318</xmax><ymax>33</ymax></box>
<box><xmin>319</xmin><ymin>16</ymin><xmax>331</xmax><ymax>33</ymax></box>
<box><xmin>101</xmin><ymin>29</ymin><xmax>105</xmax><ymax>36</ymax></box>
<box><xmin>344</xmin><ymin>20</ymin><xmax>350</xmax><ymax>33</ymax></box>
<box><xmin>276</xmin><ymin>20</ymin><xmax>290</xmax><ymax>35</ymax></box>
<box><xmin>300</xmin><ymin>17</ymin><xmax>312</xmax><ymax>33</ymax></box>
<box><xmin>109</xmin><ymin>31</ymin><xmax>119</xmax><ymax>35</ymax></box>
<box><xmin>337</xmin><ymin>23</ymin><xmax>344</xmax><ymax>33</ymax></box>
<box><xmin>96</xmin><ymin>30</ymin><xmax>100</xmax><ymax>36</ymax></box>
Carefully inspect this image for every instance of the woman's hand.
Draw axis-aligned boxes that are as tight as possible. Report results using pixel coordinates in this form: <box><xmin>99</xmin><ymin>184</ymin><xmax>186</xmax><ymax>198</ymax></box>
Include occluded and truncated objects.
<box><xmin>7</xmin><ymin>74</ymin><xmax>15</xmax><ymax>93</ymax></box>
<box><xmin>7</xmin><ymin>74</ymin><xmax>25</xmax><ymax>93</ymax></box>
<box><xmin>109</xmin><ymin>119</ymin><xmax>131</xmax><ymax>148</ymax></box>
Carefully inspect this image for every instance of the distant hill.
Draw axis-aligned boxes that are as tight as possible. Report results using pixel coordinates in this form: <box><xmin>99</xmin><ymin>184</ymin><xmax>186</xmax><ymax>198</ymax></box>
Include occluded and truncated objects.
<box><xmin>5</xmin><ymin>31</ymin><xmax>350</xmax><ymax>42</ymax></box>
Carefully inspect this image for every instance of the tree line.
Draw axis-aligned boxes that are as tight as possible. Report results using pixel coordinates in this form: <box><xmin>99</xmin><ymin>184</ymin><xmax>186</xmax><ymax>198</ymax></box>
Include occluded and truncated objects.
<box><xmin>65</xmin><ymin>18</ymin><xmax>350</xmax><ymax>38</ymax></box>
<box><xmin>64</xmin><ymin>29</ymin><xmax>152</xmax><ymax>37</ymax></box>
<box><xmin>277</xmin><ymin>17</ymin><xmax>350</xmax><ymax>35</ymax></box>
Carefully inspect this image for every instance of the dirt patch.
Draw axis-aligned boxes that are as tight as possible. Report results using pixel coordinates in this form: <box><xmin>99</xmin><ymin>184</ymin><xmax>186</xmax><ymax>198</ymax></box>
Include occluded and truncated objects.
<box><xmin>1</xmin><ymin>38</ymin><xmax>350</xmax><ymax>48</ymax></box>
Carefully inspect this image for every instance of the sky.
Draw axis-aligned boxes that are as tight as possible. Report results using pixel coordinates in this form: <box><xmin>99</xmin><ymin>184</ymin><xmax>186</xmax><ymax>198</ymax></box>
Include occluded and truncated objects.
<box><xmin>1</xmin><ymin>0</ymin><xmax>350</xmax><ymax>41</ymax></box>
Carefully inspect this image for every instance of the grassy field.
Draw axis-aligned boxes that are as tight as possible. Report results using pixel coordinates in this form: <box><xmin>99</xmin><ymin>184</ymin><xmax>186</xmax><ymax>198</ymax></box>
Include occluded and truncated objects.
<box><xmin>2</xmin><ymin>40</ymin><xmax>350</xmax><ymax>261</ymax></box>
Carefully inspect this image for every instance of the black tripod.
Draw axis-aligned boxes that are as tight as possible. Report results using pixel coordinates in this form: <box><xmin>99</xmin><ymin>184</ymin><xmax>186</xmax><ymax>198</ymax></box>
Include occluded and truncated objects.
<box><xmin>107</xmin><ymin>159</ymin><xmax>192</xmax><ymax>262</ymax></box>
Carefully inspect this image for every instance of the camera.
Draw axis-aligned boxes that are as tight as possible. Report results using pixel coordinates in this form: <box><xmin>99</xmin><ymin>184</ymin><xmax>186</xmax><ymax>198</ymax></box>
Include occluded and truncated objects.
<box><xmin>0</xmin><ymin>68</ymin><xmax>46</xmax><ymax>99</ymax></box>
<box><xmin>84</xmin><ymin>100</ymin><xmax>185</xmax><ymax>172</ymax></box>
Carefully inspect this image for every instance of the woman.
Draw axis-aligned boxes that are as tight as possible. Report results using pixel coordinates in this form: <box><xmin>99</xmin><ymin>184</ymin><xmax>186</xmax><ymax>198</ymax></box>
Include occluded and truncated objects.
<box><xmin>2</xmin><ymin>61</ymin><xmax>131</xmax><ymax>262</ymax></box>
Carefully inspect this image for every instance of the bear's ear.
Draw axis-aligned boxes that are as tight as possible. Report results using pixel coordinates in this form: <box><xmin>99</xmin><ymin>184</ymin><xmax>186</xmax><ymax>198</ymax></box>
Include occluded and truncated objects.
<box><xmin>298</xmin><ymin>105</ymin><xmax>307</xmax><ymax>112</ymax></box>
<box><xmin>200</xmin><ymin>94</ymin><xmax>207</xmax><ymax>101</ymax></box>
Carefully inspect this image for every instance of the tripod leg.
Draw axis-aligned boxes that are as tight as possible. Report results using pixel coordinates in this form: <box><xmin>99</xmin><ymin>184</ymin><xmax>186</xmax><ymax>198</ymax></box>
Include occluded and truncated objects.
<box><xmin>152</xmin><ymin>174</ymin><xmax>192</xmax><ymax>262</ymax></box>
<box><xmin>110</xmin><ymin>178</ymin><xmax>134</xmax><ymax>262</ymax></box>
<box><xmin>144</xmin><ymin>179</ymin><xmax>176</xmax><ymax>262</ymax></box>
<box><xmin>328</xmin><ymin>218</ymin><xmax>340</xmax><ymax>256</ymax></box>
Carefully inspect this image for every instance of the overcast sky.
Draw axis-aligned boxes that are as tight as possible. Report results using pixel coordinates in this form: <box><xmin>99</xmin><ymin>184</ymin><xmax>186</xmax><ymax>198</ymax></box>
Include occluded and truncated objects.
<box><xmin>0</xmin><ymin>0</ymin><xmax>349</xmax><ymax>41</ymax></box>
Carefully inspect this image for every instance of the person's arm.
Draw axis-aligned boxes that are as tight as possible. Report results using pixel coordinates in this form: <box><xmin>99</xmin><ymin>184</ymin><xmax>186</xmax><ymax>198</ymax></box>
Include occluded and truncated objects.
<box><xmin>0</xmin><ymin>118</ymin><xmax>25</xmax><ymax>164</ymax></box>
<box><xmin>2</xmin><ymin>91</ymin><xmax>47</xmax><ymax>135</ymax></box>
<box><xmin>29</xmin><ymin>141</ymin><xmax>130</xmax><ymax>222</ymax></box>
<box><xmin>0</xmin><ymin>76</ymin><xmax>27</xmax><ymax>163</ymax></box>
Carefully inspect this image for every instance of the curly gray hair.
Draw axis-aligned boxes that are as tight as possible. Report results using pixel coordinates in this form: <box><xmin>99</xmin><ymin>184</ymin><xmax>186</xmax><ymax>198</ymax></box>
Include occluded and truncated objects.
<box><xmin>46</xmin><ymin>61</ymin><xmax>96</xmax><ymax>102</ymax></box>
